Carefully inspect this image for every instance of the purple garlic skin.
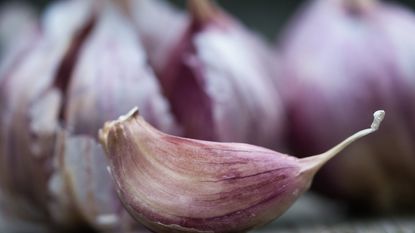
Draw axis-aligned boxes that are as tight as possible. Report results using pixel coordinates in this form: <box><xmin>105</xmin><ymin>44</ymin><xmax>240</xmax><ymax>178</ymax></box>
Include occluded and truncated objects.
<box><xmin>99</xmin><ymin>108</ymin><xmax>384</xmax><ymax>233</ymax></box>
<box><xmin>0</xmin><ymin>0</ymin><xmax>171</xmax><ymax>231</ymax></box>
<box><xmin>279</xmin><ymin>0</ymin><xmax>415</xmax><ymax>212</ymax></box>
<box><xmin>159</xmin><ymin>0</ymin><xmax>284</xmax><ymax>149</ymax></box>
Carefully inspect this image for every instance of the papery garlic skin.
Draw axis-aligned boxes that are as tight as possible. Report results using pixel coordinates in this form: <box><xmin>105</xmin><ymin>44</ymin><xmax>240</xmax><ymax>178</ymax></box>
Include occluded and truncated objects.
<box><xmin>279</xmin><ymin>0</ymin><xmax>415</xmax><ymax>211</ymax></box>
<box><xmin>159</xmin><ymin>1</ymin><xmax>284</xmax><ymax>148</ymax></box>
<box><xmin>99</xmin><ymin>108</ymin><xmax>383</xmax><ymax>233</ymax></box>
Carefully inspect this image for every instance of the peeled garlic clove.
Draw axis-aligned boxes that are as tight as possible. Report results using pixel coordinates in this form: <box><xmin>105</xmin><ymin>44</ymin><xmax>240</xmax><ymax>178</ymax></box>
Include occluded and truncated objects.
<box><xmin>65</xmin><ymin>0</ymin><xmax>179</xmax><ymax>137</ymax></box>
<box><xmin>99</xmin><ymin>108</ymin><xmax>384</xmax><ymax>233</ymax></box>
<box><xmin>158</xmin><ymin>0</ymin><xmax>284</xmax><ymax>148</ymax></box>
<box><xmin>279</xmin><ymin>0</ymin><xmax>415</xmax><ymax>211</ymax></box>
<box><xmin>126</xmin><ymin>0</ymin><xmax>187</xmax><ymax>74</ymax></box>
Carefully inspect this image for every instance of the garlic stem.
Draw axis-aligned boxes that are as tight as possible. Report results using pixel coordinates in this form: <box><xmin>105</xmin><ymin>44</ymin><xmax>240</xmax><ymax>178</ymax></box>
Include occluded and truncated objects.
<box><xmin>300</xmin><ymin>110</ymin><xmax>385</xmax><ymax>174</ymax></box>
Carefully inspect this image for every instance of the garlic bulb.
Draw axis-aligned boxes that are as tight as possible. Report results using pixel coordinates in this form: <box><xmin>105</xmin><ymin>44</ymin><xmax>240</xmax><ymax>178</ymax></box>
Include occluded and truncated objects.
<box><xmin>158</xmin><ymin>0</ymin><xmax>284</xmax><ymax>148</ymax></box>
<box><xmin>0</xmin><ymin>0</ymin><xmax>172</xmax><ymax>231</ymax></box>
<box><xmin>0</xmin><ymin>0</ymin><xmax>95</xmax><ymax>223</ymax></box>
<box><xmin>279</xmin><ymin>0</ymin><xmax>415</xmax><ymax>211</ymax></box>
<box><xmin>99</xmin><ymin>108</ymin><xmax>384</xmax><ymax>233</ymax></box>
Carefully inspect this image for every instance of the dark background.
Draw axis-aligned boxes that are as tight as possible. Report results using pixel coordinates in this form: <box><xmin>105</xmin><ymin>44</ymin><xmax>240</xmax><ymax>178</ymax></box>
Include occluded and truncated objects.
<box><xmin>173</xmin><ymin>0</ymin><xmax>415</xmax><ymax>38</ymax></box>
<box><xmin>3</xmin><ymin>0</ymin><xmax>415</xmax><ymax>38</ymax></box>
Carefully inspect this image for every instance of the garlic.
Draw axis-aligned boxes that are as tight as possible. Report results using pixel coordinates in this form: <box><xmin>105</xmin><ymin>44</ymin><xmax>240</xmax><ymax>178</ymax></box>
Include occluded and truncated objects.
<box><xmin>0</xmin><ymin>0</ymin><xmax>173</xmax><ymax>231</ymax></box>
<box><xmin>0</xmin><ymin>0</ymin><xmax>95</xmax><ymax>224</ymax></box>
<box><xmin>279</xmin><ymin>0</ymin><xmax>415</xmax><ymax>212</ymax></box>
<box><xmin>99</xmin><ymin>109</ymin><xmax>384</xmax><ymax>233</ymax></box>
<box><xmin>158</xmin><ymin>0</ymin><xmax>284</xmax><ymax>148</ymax></box>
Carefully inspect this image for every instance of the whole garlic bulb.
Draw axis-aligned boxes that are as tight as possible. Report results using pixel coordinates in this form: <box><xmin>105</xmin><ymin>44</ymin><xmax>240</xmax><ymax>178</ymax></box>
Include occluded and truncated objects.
<box><xmin>158</xmin><ymin>0</ymin><xmax>285</xmax><ymax>149</ymax></box>
<box><xmin>279</xmin><ymin>0</ymin><xmax>415</xmax><ymax>212</ymax></box>
<box><xmin>0</xmin><ymin>0</ymin><xmax>174</xmax><ymax>231</ymax></box>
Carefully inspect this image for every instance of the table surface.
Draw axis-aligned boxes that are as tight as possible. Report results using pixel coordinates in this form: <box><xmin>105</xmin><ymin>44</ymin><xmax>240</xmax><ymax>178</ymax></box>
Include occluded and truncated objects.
<box><xmin>1</xmin><ymin>193</ymin><xmax>414</xmax><ymax>233</ymax></box>
<box><xmin>252</xmin><ymin>193</ymin><xmax>415</xmax><ymax>233</ymax></box>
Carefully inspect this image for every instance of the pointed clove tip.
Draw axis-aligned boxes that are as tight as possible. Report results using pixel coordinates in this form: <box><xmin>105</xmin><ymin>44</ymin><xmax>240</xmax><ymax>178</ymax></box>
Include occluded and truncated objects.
<box><xmin>98</xmin><ymin>107</ymin><xmax>140</xmax><ymax>148</ymax></box>
<box><xmin>371</xmin><ymin>110</ymin><xmax>385</xmax><ymax>130</ymax></box>
<box><xmin>117</xmin><ymin>106</ymin><xmax>140</xmax><ymax>123</ymax></box>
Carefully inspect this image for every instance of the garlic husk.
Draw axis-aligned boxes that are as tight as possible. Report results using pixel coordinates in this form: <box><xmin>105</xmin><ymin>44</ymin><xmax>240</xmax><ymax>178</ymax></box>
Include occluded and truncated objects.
<box><xmin>279</xmin><ymin>0</ymin><xmax>415</xmax><ymax>211</ymax></box>
<box><xmin>158</xmin><ymin>0</ymin><xmax>284</xmax><ymax>148</ymax></box>
<box><xmin>99</xmin><ymin>108</ymin><xmax>384</xmax><ymax>233</ymax></box>
<box><xmin>126</xmin><ymin>0</ymin><xmax>187</xmax><ymax>74</ymax></box>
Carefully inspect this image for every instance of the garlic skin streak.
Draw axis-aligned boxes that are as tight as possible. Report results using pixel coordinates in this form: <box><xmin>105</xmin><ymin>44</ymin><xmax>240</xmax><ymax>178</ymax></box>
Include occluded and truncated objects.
<box><xmin>99</xmin><ymin>109</ymin><xmax>384</xmax><ymax>233</ymax></box>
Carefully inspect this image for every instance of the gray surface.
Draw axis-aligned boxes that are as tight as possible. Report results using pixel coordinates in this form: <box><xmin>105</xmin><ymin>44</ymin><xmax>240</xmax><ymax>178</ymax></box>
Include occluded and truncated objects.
<box><xmin>252</xmin><ymin>193</ymin><xmax>415</xmax><ymax>232</ymax></box>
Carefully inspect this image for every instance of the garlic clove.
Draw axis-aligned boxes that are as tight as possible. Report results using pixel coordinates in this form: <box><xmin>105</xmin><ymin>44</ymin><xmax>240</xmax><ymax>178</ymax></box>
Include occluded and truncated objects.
<box><xmin>159</xmin><ymin>0</ymin><xmax>284</xmax><ymax>148</ymax></box>
<box><xmin>64</xmin><ymin>0</ymin><xmax>179</xmax><ymax>137</ymax></box>
<box><xmin>99</xmin><ymin>108</ymin><xmax>384</xmax><ymax>233</ymax></box>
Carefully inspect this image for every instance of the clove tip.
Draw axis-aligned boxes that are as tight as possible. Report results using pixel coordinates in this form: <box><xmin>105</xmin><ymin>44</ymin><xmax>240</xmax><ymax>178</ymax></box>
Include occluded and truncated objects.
<box><xmin>371</xmin><ymin>110</ymin><xmax>385</xmax><ymax>130</ymax></box>
<box><xmin>98</xmin><ymin>106</ymin><xmax>140</xmax><ymax>147</ymax></box>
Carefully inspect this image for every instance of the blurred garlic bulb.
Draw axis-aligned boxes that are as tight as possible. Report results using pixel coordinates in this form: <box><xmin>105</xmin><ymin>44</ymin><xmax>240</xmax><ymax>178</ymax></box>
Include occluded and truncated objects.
<box><xmin>0</xmin><ymin>0</ymin><xmax>95</xmax><ymax>225</ymax></box>
<box><xmin>279</xmin><ymin>0</ymin><xmax>415</xmax><ymax>212</ymax></box>
<box><xmin>157</xmin><ymin>0</ymin><xmax>284</xmax><ymax>149</ymax></box>
<box><xmin>0</xmin><ymin>0</ymin><xmax>173</xmax><ymax>231</ymax></box>
<box><xmin>99</xmin><ymin>108</ymin><xmax>383</xmax><ymax>233</ymax></box>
